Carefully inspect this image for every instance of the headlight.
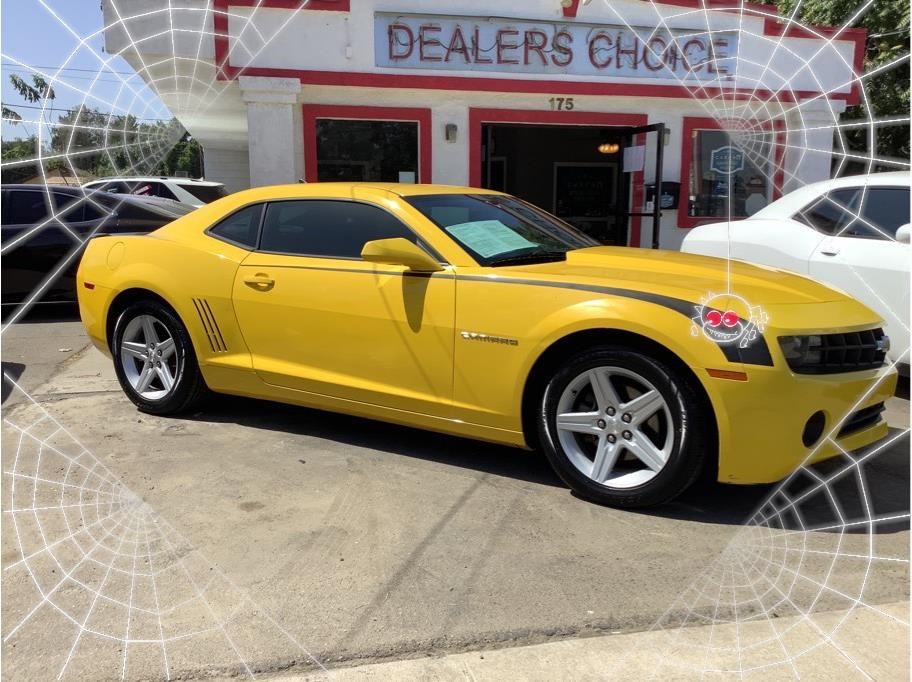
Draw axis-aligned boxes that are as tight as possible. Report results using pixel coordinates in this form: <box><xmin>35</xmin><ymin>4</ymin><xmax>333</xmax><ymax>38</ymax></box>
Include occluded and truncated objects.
<box><xmin>778</xmin><ymin>335</ymin><xmax>823</xmax><ymax>367</ymax></box>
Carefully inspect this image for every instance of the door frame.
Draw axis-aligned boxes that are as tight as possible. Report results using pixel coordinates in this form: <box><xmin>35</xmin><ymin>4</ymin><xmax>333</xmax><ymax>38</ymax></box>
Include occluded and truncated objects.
<box><xmin>468</xmin><ymin>108</ymin><xmax>649</xmax><ymax>247</ymax></box>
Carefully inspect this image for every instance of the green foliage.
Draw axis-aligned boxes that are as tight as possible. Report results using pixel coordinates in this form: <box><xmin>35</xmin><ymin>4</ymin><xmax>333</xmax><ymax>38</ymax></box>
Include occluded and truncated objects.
<box><xmin>1</xmin><ymin>136</ymin><xmax>39</xmax><ymax>183</ymax></box>
<box><xmin>779</xmin><ymin>0</ymin><xmax>910</xmax><ymax>162</ymax></box>
<box><xmin>3</xmin><ymin>73</ymin><xmax>199</xmax><ymax>182</ymax></box>
<box><xmin>8</xmin><ymin>74</ymin><xmax>55</xmax><ymax>104</ymax></box>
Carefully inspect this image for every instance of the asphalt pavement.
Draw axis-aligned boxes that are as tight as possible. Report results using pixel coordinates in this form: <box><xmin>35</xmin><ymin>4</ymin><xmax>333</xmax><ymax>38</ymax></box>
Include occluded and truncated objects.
<box><xmin>1</xmin><ymin>311</ymin><xmax>908</xmax><ymax>680</ymax></box>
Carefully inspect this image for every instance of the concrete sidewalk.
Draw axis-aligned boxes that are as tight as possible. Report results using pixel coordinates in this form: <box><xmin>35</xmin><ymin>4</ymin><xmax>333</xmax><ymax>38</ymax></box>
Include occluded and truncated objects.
<box><xmin>284</xmin><ymin>601</ymin><xmax>910</xmax><ymax>681</ymax></box>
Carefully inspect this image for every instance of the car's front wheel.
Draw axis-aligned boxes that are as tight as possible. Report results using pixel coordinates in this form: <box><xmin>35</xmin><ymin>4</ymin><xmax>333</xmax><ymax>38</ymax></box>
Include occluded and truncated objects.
<box><xmin>538</xmin><ymin>346</ymin><xmax>712</xmax><ymax>508</ymax></box>
<box><xmin>112</xmin><ymin>299</ymin><xmax>207</xmax><ymax>415</ymax></box>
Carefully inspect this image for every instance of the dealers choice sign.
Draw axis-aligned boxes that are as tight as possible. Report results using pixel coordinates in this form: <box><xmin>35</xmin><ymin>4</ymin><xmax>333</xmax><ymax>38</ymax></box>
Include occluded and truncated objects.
<box><xmin>374</xmin><ymin>13</ymin><xmax>737</xmax><ymax>81</ymax></box>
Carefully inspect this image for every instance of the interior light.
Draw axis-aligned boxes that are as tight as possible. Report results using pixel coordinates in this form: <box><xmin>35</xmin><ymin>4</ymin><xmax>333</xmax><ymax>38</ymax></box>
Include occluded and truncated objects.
<box><xmin>597</xmin><ymin>142</ymin><xmax>619</xmax><ymax>154</ymax></box>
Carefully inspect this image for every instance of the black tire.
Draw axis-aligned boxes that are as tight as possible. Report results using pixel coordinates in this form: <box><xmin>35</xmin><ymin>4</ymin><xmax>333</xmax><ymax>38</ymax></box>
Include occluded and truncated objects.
<box><xmin>537</xmin><ymin>345</ymin><xmax>713</xmax><ymax>508</ymax></box>
<box><xmin>111</xmin><ymin>299</ymin><xmax>208</xmax><ymax>415</ymax></box>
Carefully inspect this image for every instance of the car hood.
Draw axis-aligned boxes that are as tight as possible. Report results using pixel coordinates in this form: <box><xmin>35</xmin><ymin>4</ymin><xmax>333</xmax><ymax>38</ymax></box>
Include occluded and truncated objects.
<box><xmin>503</xmin><ymin>246</ymin><xmax>847</xmax><ymax>306</ymax></box>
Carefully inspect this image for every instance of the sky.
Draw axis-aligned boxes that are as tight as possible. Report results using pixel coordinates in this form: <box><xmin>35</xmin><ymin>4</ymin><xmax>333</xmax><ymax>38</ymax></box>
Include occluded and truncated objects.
<box><xmin>1</xmin><ymin>0</ymin><xmax>169</xmax><ymax>141</ymax></box>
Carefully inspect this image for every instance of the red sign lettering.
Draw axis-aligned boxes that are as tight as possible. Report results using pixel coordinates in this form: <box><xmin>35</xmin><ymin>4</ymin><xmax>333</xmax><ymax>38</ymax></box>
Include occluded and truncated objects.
<box><xmin>496</xmin><ymin>29</ymin><xmax>520</xmax><ymax>65</ymax></box>
<box><xmin>387</xmin><ymin>23</ymin><xmax>414</xmax><ymax>60</ymax></box>
<box><xmin>419</xmin><ymin>25</ymin><xmax>443</xmax><ymax>62</ymax></box>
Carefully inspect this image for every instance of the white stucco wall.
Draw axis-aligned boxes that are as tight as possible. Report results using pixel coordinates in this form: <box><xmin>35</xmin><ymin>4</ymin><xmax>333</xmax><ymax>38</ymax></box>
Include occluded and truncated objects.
<box><xmin>203</xmin><ymin>147</ymin><xmax>250</xmax><ymax>193</ymax></box>
<box><xmin>103</xmin><ymin>0</ymin><xmax>861</xmax><ymax>248</ymax></box>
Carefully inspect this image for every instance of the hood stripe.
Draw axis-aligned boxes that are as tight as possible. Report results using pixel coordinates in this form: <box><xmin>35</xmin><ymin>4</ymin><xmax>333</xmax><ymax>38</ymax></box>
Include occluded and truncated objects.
<box><xmin>455</xmin><ymin>274</ymin><xmax>774</xmax><ymax>367</ymax></box>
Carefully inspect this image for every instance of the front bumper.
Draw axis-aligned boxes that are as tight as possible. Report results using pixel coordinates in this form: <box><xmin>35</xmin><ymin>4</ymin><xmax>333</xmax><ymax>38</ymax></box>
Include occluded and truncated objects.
<box><xmin>708</xmin><ymin>362</ymin><xmax>897</xmax><ymax>484</ymax></box>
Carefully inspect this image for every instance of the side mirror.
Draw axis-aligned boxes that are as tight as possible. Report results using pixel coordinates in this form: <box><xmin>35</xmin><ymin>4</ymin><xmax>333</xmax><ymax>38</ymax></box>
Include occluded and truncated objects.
<box><xmin>361</xmin><ymin>238</ymin><xmax>443</xmax><ymax>272</ymax></box>
<box><xmin>896</xmin><ymin>224</ymin><xmax>911</xmax><ymax>244</ymax></box>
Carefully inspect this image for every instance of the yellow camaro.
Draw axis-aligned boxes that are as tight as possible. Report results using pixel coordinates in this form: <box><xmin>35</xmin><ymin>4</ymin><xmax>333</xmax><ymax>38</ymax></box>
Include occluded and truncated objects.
<box><xmin>77</xmin><ymin>183</ymin><xmax>896</xmax><ymax>507</ymax></box>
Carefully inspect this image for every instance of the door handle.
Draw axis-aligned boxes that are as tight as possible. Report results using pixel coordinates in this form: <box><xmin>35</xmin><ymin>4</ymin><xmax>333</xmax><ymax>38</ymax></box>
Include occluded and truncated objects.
<box><xmin>243</xmin><ymin>273</ymin><xmax>275</xmax><ymax>290</ymax></box>
<box><xmin>820</xmin><ymin>247</ymin><xmax>840</xmax><ymax>256</ymax></box>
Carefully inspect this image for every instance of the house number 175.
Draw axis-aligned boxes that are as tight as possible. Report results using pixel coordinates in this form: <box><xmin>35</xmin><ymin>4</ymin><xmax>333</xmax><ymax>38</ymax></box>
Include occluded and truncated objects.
<box><xmin>549</xmin><ymin>97</ymin><xmax>575</xmax><ymax>111</ymax></box>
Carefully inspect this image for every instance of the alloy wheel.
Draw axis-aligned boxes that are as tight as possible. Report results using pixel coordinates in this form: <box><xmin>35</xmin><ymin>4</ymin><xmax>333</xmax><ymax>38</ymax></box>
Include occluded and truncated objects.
<box><xmin>555</xmin><ymin>366</ymin><xmax>673</xmax><ymax>489</ymax></box>
<box><xmin>119</xmin><ymin>314</ymin><xmax>179</xmax><ymax>400</ymax></box>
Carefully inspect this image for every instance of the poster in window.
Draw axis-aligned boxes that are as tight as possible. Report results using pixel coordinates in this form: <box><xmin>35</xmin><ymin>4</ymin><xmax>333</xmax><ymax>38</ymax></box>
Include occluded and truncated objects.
<box><xmin>553</xmin><ymin>163</ymin><xmax>615</xmax><ymax>219</ymax></box>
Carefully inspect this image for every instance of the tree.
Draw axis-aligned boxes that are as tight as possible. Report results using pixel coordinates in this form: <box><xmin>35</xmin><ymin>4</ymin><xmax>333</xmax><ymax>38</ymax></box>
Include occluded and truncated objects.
<box><xmin>778</xmin><ymin>0</ymin><xmax>910</xmax><ymax>164</ymax></box>
<box><xmin>1</xmin><ymin>137</ymin><xmax>39</xmax><ymax>183</ymax></box>
<box><xmin>2</xmin><ymin>74</ymin><xmax>58</xmax><ymax>180</ymax></box>
<box><xmin>8</xmin><ymin>74</ymin><xmax>56</xmax><ymax>103</ymax></box>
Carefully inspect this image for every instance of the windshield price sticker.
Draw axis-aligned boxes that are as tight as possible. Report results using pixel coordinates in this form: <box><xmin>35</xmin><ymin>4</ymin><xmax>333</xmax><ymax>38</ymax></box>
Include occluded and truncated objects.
<box><xmin>445</xmin><ymin>220</ymin><xmax>538</xmax><ymax>258</ymax></box>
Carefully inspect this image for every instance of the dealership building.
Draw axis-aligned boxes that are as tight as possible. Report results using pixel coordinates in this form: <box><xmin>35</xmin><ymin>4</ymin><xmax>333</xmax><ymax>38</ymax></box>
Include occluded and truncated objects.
<box><xmin>105</xmin><ymin>0</ymin><xmax>864</xmax><ymax>249</ymax></box>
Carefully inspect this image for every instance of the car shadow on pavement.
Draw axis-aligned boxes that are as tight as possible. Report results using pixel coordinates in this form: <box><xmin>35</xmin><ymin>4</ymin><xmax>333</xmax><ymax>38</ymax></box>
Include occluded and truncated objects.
<box><xmin>0</xmin><ymin>302</ymin><xmax>80</xmax><ymax>324</ymax></box>
<box><xmin>185</xmin><ymin>394</ymin><xmax>565</xmax><ymax>489</ymax></box>
<box><xmin>639</xmin><ymin>428</ymin><xmax>910</xmax><ymax>534</ymax></box>
<box><xmin>176</xmin><ymin>395</ymin><xmax>908</xmax><ymax>532</ymax></box>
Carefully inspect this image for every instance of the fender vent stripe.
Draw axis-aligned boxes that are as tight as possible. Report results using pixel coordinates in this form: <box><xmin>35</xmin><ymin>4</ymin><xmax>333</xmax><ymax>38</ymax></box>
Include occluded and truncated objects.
<box><xmin>192</xmin><ymin>298</ymin><xmax>227</xmax><ymax>353</ymax></box>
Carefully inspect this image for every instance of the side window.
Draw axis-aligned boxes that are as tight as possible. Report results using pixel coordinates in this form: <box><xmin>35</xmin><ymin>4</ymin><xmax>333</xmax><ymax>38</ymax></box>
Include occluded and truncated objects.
<box><xmin>52</xmin><ymin>191</ymin><xmax>84</xmax><ymax>221</ymax></box>
<box><xmin>96</xmin><ymin>181</ymin><xmax>128</xmax><ymax>194</ymax></box>
<box><xmin>795</xmin><ymin>189</ymin><xmax>860</xmax><ymax>235</ymax></box>
<box><xmin>151</xmin><ymin>182</ymin><xmax>179</xmax><ymax>201</ymax></box>
<box><xmin>131</xmin><ymin>182</ymin><xmax>155</xmax><ymax>197</ymax></box>
<box><xmin>850</xmin><ymin>187</ymin><xmax>911</xmax><ymax>240</ymax></box>
<box><xmin>7</xmin><ymin>190</ymin><xmax>50</xmax><ymax>225</ymax></box>
<box><xmin>259</xmin><ymin>200</ymin><xmax>418</xmax><ymax>259</ymax></box>
<box><xmin>208</xmin><ymin>204</ymin><xmax>263</xmax><ymax>248</ymax></box>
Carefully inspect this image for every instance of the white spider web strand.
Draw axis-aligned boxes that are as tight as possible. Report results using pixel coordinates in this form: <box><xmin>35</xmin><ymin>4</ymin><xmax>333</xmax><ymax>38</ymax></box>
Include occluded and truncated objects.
<box><xmin>1</xmin><ymin>374</ymin><xmax>328</xmax><ymax>680</ymax></box>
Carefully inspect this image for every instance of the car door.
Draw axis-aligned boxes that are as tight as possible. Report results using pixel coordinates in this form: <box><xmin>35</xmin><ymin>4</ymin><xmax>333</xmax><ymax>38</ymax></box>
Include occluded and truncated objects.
<box><xmin>807</xmin><ymin>185</ymin><xmax>911</xmax><ymax>361</ymax></box>
<box><xmin>1</xmin><ymin>188</ymin><xmax>76</xmax><ymax>304</ymax></box>
<box><xmin>718</xmin><ymin>216</ymin><xmax>824</xmax><ymax>275</ymax></box>
<box><xmin>231</xmin><ymin>198</ymin><xmax>456</xmax><ymax>417</ymax></box>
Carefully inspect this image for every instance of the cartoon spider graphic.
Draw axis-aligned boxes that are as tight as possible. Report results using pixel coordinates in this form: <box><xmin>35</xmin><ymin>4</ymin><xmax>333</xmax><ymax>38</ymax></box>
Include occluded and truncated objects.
<box><xmin>690</xmin><ymin>292</ymin><xmax>769</xmax><ymax>349</ymax></box>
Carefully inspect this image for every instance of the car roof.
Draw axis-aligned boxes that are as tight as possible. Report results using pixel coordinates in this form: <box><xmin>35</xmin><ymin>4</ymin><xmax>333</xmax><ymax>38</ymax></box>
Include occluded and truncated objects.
<box><xmin>752</xmin><ymin>171</ymin><xmax>910</xmax><ymax>219</ymax></box>
<box><xmin>84</xmin><ymin>177</ymin><xmax>223</xmax><ymax>186</ymax></box>
<box><xmin>222</xmin><ymin>182</ymin><xmax>503</xmax><ymax>202</ymax></box>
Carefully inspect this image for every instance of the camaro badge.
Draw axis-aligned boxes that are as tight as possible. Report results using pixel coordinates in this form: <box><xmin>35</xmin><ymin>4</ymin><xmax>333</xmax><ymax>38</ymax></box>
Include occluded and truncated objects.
<box><xmin>461</xmin><ymin>331</ymin><xmax>519</xmax><ymax>347</ymax></box>
<box><xmin>690</xmin><ymin>292</ymin><xmax>769</xmax><ymax>349</ymax></box>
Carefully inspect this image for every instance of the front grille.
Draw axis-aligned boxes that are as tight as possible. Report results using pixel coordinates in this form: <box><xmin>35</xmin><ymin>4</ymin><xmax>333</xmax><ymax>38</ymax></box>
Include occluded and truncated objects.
<box><xmin>781</xmin><ymin>328</ymin><xmax>887</xmax><ymax>374</ymax></box>
<box><xmin>837</xmin><ymin>402</ymin><xmax>885</xmax><ymax>438</ymax></box>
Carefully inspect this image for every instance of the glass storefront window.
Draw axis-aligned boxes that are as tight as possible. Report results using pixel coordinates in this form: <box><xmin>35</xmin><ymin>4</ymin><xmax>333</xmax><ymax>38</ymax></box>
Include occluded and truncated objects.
<box><xmin>686</xmin><ymin>129</ymin><xmax>772</xmax><ymax>220</ymax></box>
<box><xmin>315</xmin><ymin>119</ymin><xmax>419</xmax><ymax>182</ymax></box>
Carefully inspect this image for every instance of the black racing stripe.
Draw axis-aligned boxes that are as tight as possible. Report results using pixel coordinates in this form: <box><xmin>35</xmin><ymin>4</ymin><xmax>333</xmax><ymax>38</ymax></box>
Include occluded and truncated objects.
<box><xmin>456</xmin><ymin>274</ymin><xmax>775</xmax><ymax>367</ymax></box>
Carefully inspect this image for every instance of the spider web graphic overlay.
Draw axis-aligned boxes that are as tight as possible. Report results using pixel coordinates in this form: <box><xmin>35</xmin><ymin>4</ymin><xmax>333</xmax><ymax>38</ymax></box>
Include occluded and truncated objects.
<box><xmin>599</xmin><ymin>0</ymin><xmax>910</xmax><ymax>294</ymax></box>
<box><xmin>595</xmin><ymin>0</ymin><xmax>910</xmax><ymax>677</ymax></box>
<box><xmin>0</xmin><ymin>0</ymin><xmax>908</xmax><ymax>679</ymax></box>
<box><xmin>1</xmin><ymin>375</ymin><xmax>328</xmax><ymax>679</ymax></box>
<box><xmin>607</xmin><ymin>360</ymin><xmax>909</xmax><ymax>679</ymax></box>
<box><xmin>0</xmin><ymin>0</ymin><xmax>319</xmax><ymax>329</ymax></box>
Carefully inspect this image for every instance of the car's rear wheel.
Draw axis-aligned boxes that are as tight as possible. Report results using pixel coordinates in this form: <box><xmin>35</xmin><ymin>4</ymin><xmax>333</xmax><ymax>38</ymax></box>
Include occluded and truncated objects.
<box><xmin>538</xmin><ymin>346</ymin><xmax>712</xmax><ymax>508</ymax></box>
<box><xmin>112</xmin><ymin>300</ymin><xmax>207</xmax><ymax>415</ymax></box>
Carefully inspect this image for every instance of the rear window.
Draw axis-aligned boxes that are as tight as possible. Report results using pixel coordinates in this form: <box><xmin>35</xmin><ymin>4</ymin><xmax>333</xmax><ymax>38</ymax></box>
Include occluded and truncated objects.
<box><xmin>179</xmin><ymin>183</ymin><xmax>228</xmax><ymax>203</ymax></box>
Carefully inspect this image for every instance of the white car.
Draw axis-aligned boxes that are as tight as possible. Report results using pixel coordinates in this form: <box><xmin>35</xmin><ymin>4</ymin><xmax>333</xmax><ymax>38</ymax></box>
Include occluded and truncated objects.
<box><xmin>682</xmin><ymin>172</ymin><xmax>910</xmax><ymax>368</ymax></box>
<box><xmin>83</xmin><ymin>176</ymin><xmax>227</xmax><ymax>207</ymax></box>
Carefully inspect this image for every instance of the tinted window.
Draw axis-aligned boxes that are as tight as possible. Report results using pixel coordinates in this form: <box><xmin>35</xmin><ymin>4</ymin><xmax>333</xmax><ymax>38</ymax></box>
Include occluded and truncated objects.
<box><xmin>798</xmin><ymin>186</ymin><xmax>911</xmax><ymax>240</ymax></box>
<box><xmin>852</xmin><ymin>187</ymin><xmax>910</xmax><ymax>239</ymax></box>
<box><xmin>209</xmin><ymin>204</ymin><xmax>263</xmax><ymax>248</ymax></box>
<box><xmin>82</xmin><ymin>202</ymin><xmax>105</xmax><ymax>221</ymax></box>
<box><xmin>259</xmin><ymin>200</ymin><xmax>417</xmax><ymax>258</ymax></box>
<box><xmin>181</xmin><ymin>184</ymin><xmax>228</xmax><ymax>203</ymax></box>
<box><xmin>90</xmin><ymin>181</ymin><xmax>130</xmax><ymax>194</ymax></box>
<box><xmin>796</xmin><ymin>189</ymin><xmax>859</xmax><ymax>235</ymax></box>
<box><xmin>7</xmin><ymin>190</ymin><xmax>49</xmax><ymax>224</ymax></box>
<box><xmin>151</xmin><ymin>183</ymin><xmax>179</xmax><ymax>201</ymax></box>
<box><xmin>52</xmin><ymin>191</ymin><xmax>82</xmax><ymax>219</ymax></box>
<box><xmin>316</xmin><ymin>119</ymin><xmax>418</xmax><ymax>182</ymax></box>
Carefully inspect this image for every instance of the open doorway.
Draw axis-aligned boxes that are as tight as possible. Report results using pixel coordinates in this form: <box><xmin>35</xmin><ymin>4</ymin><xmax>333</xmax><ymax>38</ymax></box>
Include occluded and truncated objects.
<box><xmin>480</xmin><ymin>123</ymin><xmax>632</xmax><ymax>245</ymax></box>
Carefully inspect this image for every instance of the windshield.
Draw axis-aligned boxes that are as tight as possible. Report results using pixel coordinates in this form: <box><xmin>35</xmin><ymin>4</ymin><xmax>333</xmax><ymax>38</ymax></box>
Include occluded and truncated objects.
<box><xmin>406</xmin><ymin>194</ymin><xmax>598</xmax><ymax>266</ymax></box>
<box><xmin>179</xmin><ymin>183</ymin><xmax>228</xmax><ymax>203</ymax></box>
